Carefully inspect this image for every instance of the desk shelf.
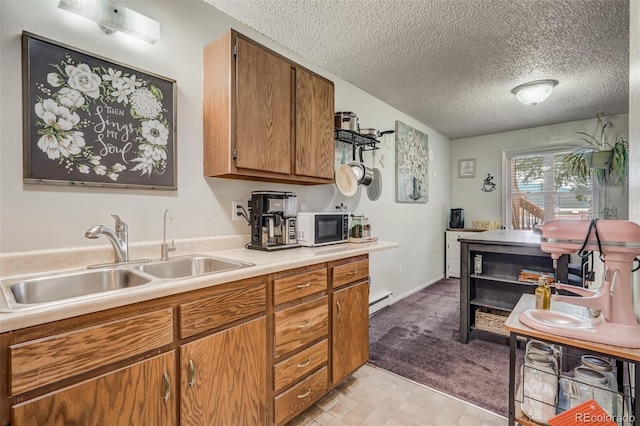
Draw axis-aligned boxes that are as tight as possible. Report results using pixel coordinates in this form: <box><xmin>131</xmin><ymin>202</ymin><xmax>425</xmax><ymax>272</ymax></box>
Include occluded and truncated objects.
<box><xmin>459</xmin><ymin>234</ymin><xmax>568</xmax><ymax>344</ymax></box>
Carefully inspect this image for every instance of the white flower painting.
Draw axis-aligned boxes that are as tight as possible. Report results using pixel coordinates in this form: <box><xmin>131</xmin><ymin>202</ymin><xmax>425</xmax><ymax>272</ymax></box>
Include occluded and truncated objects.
<box><xmin>395</xmin><ymin>120</ymin><xmax>428</xmax><ymax>203</ymax></box>
<box><xmin>25</xmin><ymin>34</ymin><xmax>175</xmax><ymax>189</ymax></box>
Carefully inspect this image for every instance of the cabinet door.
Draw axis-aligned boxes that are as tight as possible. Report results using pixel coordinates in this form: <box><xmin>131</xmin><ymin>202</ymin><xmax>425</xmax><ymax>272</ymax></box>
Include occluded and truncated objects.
<box><xmin>180</xmin><ymin>316</ymin><xmax>266</xmax><ymax>426</ymax></box>
<box><xmin>332</xmin><ymin>281</ymin><xmax>369</xmax><ymax>385</ymax></box>
<box><xmin>12</xmin><ymin>352</ymin><xmax>176</xmax><ymax>426</ymax></box>
<box><xmin>235</xmin><ymin>37</ymin><xmax>291</xmax><ymax>174</ymax></box>
<box><xmin>295</xmin><ymin>68</ymin><xmax>334</xmax><ymax>179</ymax></box>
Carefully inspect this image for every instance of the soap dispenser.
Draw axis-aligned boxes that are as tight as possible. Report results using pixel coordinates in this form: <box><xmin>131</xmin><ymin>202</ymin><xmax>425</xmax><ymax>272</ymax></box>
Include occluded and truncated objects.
<box><xmin>535</xmin><ymin>275</ymin><xmax>551</xmax><ymax>310</ymax></box>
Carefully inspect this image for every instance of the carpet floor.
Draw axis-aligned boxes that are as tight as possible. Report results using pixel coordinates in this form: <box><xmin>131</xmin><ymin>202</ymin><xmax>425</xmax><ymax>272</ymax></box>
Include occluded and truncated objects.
<box><xmin>368</xmin><ymin>278</ymin><xmax>513</xmax><ymax>417</ymax></box>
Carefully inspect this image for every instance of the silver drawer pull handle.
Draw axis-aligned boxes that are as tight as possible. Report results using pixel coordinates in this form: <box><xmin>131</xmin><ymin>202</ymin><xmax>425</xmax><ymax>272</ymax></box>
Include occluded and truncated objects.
<box><xmin>347</xmin><ymin>270</ymin><xmax>359</xmax><ymax>276</ymax></box>
<box><xmin>297</xmin><ymin>387</ymin><xmax>312</xmax><ymax>399</ymax></box>
<box><xmin>297</xmin><ymin>358</ymin><xmax>312</xmax><ymax>368</ymax></box>
<box><xmin>297</xmin><ymin>320</ymin><xmax>312</xmax><ymax>329</ymax></box>
<box><xmin>188</xmin><ymin>359</ymin><xmax>196</xmax><ymax>388</ymax></box>
<box><xmin>163</xmin><ymin>371</ymin><xmax>170</xmax><ymax>402</ymax></box>
<box><xmin>296</xmin><ymin>282</ymin><xmax>312</xmax><ymax>289</ymax></box>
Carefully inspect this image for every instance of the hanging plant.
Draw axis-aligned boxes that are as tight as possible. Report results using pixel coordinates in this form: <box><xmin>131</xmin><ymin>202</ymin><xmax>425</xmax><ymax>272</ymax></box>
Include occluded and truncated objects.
<box><xmin>562</xmin><ymin>112</ymin><xmax>629</xmax><ymax>184</ymax></box>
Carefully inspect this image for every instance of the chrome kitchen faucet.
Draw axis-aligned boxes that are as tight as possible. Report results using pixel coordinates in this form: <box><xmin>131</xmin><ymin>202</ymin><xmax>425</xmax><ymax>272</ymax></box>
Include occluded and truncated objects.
<box><xmin>161</xmin><ymin>209</ymin><xmax>176</xmax><ymax>261</ymax></box>
<box><xmin>85</xmin><ymin>214</ymin><xmax>129</xmax><ymax>262</ymax></box>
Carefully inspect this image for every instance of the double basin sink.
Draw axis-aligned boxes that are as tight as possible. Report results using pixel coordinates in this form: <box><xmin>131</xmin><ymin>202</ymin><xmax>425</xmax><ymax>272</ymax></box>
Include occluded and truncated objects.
<box><xmin>0</xmin><ymin>255</ymin><xmax>254</xmax><ymax>311</ymax></box>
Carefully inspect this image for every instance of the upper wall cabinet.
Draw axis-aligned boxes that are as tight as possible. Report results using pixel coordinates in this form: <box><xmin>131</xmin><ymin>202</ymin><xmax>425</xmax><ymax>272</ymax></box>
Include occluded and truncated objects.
<box><xmin>203</xmin><ymin>30</ymin><xmax>335</xmax><ymax>184</ymax></box>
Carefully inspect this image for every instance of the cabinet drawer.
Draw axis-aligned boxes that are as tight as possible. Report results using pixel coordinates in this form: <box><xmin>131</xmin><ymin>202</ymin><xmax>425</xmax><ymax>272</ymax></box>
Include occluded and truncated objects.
<box><xmin>274</xmin><ymin>297</ymin><xmax>328</xmax><ymax>358</ymax></box>
<box><xmin>274</xmin><ymin>339</ymin><xmax>327</xmax><ymax>393</ymax></box>
<box><xmin>179</xmin><ymin>283</ymin><xmax>265</xmax><ymax>339</ymax></box>
<box><xmin>10</xmin><ymin>308</ymin><xmax>173</xmax><ymax>395</ymax></box>
<box><xmin>274</xmin><ymin>367</ymin><xmax>327</xmax><ymax>425</ymax></box>
<box><xmin>332</xmin><ymin>259</ymin><xmax>369</xmax><ymax>288</ymax></box>
<box><xmin>274</xmin><ymin>267</ymin><xmax>327</xmax><ymax>306</ymax></box>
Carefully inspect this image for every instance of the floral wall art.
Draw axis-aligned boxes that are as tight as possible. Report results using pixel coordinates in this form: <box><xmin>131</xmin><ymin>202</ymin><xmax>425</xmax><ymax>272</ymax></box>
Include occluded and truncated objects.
<box><xmin>395</xmin><ymin>120</ymin><xmax>428</xmax><ymax>203</ymax></box>
<box><xmin>22</xmin><ymin>33</ymin><xmax>176</xmax><ymax>189</ymax></box>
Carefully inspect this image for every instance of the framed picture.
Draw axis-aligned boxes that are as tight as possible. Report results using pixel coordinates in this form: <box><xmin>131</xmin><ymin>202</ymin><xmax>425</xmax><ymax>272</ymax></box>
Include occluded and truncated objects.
<box><xmin>22</xmin><ymin>32</ymin><xmax>177</xmax><ymax>189</ymax></box>
<box><xmin>395</xmin><ymin>120</ymin><xmax>428</xmax><ymax>203</ymax></box>
<box><xmin>458</xmin><ymin>158</ymin><xmax>476</xmax><ymax>178</ymax></box>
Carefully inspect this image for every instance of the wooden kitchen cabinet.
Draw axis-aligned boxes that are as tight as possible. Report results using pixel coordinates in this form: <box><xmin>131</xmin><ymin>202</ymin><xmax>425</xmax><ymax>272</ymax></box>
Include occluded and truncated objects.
<box><xmin>330</xmin><ymin>256</ymin><xmax>370</xmax><ymax>386</ymax></box>
<box><xmin>12</xmin><ymin>352</ymin><xmax>177</xmax><ymax>426</ymax></box>
<box><xmin>1</xmin><ymin>255</ymin><xmax>374</xmax><ymax>426</ymax></box>
<box><xmin>331</xmin><ymin>280</ymin><xmax>369</xmax><ymax>385</ymax></box>
<box><xmin>180</xmin><ymin>317</ymin><xmax>266</xmax><ymax>426</ymax></box>
<box><xmin>179</xmin><ymin>279</ymin><xmax>267</xmax><ymax>426</ymax></box>
<box><xmin>295</xmin><ymin>67</ymin><xmax>334</xmax><ymax>179</ymax></box>
<box><xmin>203</xmin><ymin>30</ymin><xmax>334</xmax><ymax>184</ymax></box>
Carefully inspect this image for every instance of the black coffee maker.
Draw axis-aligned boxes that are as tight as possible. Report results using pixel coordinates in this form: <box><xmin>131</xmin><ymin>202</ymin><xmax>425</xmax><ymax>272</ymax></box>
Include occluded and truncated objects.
<box><xmin>449</xmin><ymin>208</ymin><xmax>464</xmax><ymax>229</ymax></box>
<box><xmin>248</xmin><ymin>191</ymin><xmax>300</xmax><ymax>251</ymax></box>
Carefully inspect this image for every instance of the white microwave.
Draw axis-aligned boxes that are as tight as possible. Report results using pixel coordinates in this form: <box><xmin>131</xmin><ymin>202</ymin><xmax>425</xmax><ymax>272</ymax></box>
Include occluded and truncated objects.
<box><xmin>297</xmin><ymin>212</ymin><xmax>349</xmax><ymax>247</ymax></box>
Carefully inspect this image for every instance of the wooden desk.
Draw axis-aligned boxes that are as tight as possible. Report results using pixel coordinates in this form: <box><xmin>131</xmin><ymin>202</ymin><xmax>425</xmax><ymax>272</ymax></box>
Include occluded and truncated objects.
<box><xmin>504</xmin><ymin>294</ymin><xmax>639</xmax><ymax>426</ymax></box>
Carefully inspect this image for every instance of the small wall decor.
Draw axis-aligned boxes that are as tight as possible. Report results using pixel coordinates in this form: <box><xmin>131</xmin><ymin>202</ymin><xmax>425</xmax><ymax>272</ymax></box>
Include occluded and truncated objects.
<box><xmin>458</xmin><ymin>158</ymin><xmax>476</xmax><ymax>178</ymax></box>
<box><xmin>481</xmin><ymin>174</ymin><xmax>496</xmax><ymax>192</ymax></box>
<box><xmin>22</xmin><ymin>32</ymin><xmax>177</xmax><ymax>189</ymax></box>
<box><xmin>395</xmin><ymin>120</ymin><xmax>428</xmax><ymax>203</ymax></box>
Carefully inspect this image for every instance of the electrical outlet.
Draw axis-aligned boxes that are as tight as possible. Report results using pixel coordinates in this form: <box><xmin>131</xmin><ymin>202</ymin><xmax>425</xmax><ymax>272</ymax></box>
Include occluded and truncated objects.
<box><xmin>232</xmin><ymin>201</ymin><xmax>244</xmax><ymax>221</ymax></box>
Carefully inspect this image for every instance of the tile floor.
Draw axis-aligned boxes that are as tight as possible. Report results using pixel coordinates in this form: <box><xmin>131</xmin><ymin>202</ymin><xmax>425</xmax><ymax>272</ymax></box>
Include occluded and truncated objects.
<box><xmin>288</xmin><ymin>364</ymin><xmax>508</xmax><ymax>426</ymax></box>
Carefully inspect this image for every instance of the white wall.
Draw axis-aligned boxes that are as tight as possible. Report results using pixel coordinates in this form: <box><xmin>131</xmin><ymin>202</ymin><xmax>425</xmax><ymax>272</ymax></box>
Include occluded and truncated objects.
<box><xmin>631</xmin><ymin>0</ymin><xmax>639</xmax><ymax>224</ymax></box>
<box><xmin>0</xmin><ymin>0</ymin><xmax>451</xmax><ymax>302</ymax></box>
<box><xmin>450</xmin><ymin>114</ymin><xmax>630</xmax><ymax>225</ymax></box>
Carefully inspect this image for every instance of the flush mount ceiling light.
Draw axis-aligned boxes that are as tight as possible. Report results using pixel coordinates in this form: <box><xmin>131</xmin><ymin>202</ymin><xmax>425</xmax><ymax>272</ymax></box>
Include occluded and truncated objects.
<box><xmin>58</xmin><ymin>0</ymin><xmax>160</xmax><ymax>44</ymax></box>
<box><xmin>511</xmin><ymin>79</ymin><xmax>559</xmax><ymax>106</ymax></box>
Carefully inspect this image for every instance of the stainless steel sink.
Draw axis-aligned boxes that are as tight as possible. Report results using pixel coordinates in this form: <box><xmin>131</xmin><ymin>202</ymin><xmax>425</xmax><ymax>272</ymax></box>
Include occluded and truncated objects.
<box><xmin>134</xmin><ymin>255</ymin><xmax>253</xmax><ymax>279</ymax></box>
<box><xmin>2</xmin><ymin>268</ymin><xmax>153</xmax><ymax>306</ymax></box>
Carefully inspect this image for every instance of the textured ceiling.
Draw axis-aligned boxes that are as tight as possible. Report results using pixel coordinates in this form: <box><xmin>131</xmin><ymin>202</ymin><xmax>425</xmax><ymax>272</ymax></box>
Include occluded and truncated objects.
<box><xmin>204</xmin><ymin>0</ymin><xmax>629</xmax><ymax>140</ymax></box>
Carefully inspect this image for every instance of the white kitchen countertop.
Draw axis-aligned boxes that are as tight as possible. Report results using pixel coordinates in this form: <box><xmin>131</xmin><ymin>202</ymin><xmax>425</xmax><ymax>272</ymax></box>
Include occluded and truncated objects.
<box><xmin>0</xmin><ymin>239</ymin><xmax>398</xmax><ymax>333</ymax></box>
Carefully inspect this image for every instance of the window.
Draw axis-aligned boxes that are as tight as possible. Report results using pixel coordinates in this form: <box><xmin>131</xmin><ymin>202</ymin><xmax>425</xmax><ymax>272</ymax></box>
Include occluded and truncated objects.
<box><xmin>505</xmin><ymin>148</ymin><xmax>598</xmax><ymax>230</ymax></box>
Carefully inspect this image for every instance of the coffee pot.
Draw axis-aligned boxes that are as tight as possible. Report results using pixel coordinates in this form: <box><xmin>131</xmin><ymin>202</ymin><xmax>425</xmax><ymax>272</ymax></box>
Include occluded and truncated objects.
<box><xmin>248</xmin><ymin>191</ymin><xmax>299</xmax><ymax>251</ymax></box>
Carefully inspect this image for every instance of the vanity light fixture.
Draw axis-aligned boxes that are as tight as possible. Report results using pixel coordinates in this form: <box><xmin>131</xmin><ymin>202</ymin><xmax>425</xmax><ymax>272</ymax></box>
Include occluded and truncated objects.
<box><xmin>511</xmin><ymin>79</ymin><xmax>559</xmax><ymax>106</ymax></box>
<box><xmin>58</xmin><ymin>0</ymin><xmax>160</xmax><ymax>44</ymax></box>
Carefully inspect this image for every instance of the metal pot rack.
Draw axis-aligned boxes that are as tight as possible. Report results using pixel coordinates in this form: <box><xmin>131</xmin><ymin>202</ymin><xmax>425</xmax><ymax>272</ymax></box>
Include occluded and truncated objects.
<box><xmin>334</xmin><ymin>129</ymin><xmax>380</xmax><ymax>152</ymax></box>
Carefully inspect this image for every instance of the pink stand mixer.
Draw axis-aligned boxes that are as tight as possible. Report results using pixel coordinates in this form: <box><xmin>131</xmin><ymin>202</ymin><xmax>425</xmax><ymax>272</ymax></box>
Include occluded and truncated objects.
<box><xmin>519</xmin><ymin>219</ymin><xmax>640</xmax><ymax>348</ymax></box>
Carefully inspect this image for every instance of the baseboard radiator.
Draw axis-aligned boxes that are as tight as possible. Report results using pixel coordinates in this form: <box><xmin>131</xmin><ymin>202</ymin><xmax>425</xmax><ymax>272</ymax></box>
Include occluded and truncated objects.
<box><xmin>369</xmin><ymin>291</ymin><xmax>393</xmax><ymax>315</ymax></box>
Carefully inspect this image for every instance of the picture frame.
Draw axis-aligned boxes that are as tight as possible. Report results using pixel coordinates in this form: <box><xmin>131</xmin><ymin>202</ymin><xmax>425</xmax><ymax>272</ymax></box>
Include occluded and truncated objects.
<box><xmin>22</xmin><ymin>32</ymin><xmax>177</xmax><ymax>190</ymax></box>
<box><xmin>395</xmin><ymin>120</ymin><xmax>428</xmax><ymax>203</ymax></box>
<box><xmin>458</xmin><ymin>158</ymin><xmax>476</xmax><ymax>178</ymax></box>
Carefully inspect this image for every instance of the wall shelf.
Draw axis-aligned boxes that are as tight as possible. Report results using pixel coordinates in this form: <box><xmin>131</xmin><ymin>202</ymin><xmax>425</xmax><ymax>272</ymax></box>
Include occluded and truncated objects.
<box><xmin>334</xmin><ymin>129</ymin><xmax>380</xmax><ymax>152</ymax></box>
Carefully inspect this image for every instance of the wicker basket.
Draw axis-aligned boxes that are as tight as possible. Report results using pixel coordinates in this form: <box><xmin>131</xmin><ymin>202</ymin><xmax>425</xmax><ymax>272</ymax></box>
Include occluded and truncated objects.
<box><xmin>475</xmin><ymin>307</ymin><xmax>510</xmax><ymax>336</ymax></box>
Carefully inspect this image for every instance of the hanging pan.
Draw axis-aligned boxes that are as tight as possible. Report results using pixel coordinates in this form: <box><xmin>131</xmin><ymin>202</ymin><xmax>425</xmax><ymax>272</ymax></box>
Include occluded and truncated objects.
<box><xmin>335</xmin><ymin>142</ymin><xmax>358</xmax><ymax>196</ymax></box>
<box><xmin>367</xmin><ymin>151</ymin><xmax>382</xmax><ymax>201</ymax></box>
<box><xmin>359</xmin><ymin>129</ymin><xmax>395</xmax><ymax>139</ymax></box>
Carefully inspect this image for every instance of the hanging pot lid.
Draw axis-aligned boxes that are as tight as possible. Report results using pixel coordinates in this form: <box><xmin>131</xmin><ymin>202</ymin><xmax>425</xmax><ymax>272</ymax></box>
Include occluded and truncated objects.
<box><xmin>367</xmin><ymin>167</ymin><xmax>382</xmax><ymax>201</ymax></box>
<box><xmin>335</xmin><ymin>164</ymin><xmax>358</xmax><ymax>196</ymax></box>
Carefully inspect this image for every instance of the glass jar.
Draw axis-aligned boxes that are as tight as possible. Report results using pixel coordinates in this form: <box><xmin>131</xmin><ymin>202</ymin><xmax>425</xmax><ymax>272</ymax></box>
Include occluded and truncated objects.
<box><xmin>350</xmin><ymin>215</ymin><xmax>364</xmax><ymax>238</ymax></box>
<box><xmin>526</xmin><ymin>340</ymin><xmax>562</xmax><ymax>373</ymax></box>
<box><xmin>579</xmin><ymin>356</ymin><xmax>618</xmax><ymax>419</ymax></box>
<box><xmin>362</xmin><ymin>217</ymin><xmax>372</xmax><ymax>238</ymax></box>
<box><xmin>521</xmin><ymin>353</ymin><xmax>558</xmax><ymax>424</ymax></box>
<box><xmin>570</xmin><ymin>366</ymin><xmax>615</xmax><ymax>418</ymax></box>
<box><xmin>580</xmin><ymin>355</ymin><xmax>617</xmax><ymax>392</ymax></box>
